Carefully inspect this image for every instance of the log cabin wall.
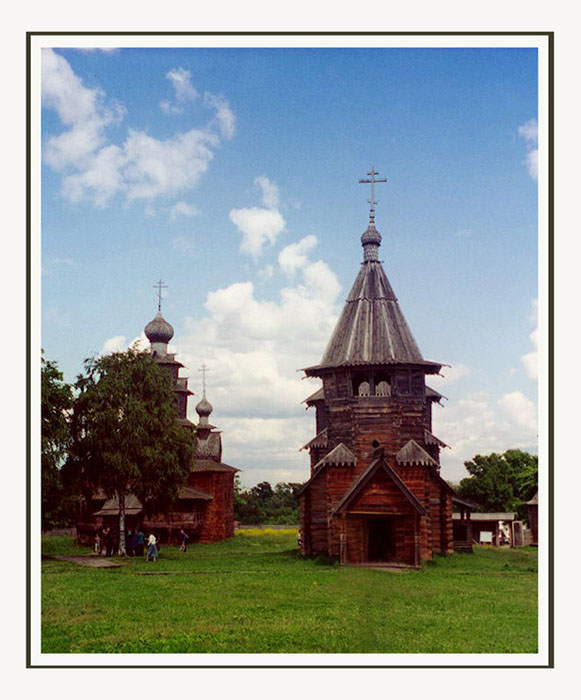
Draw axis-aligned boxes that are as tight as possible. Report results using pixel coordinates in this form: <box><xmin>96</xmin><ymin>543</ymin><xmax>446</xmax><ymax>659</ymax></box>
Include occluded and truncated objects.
<box><xmin>190</xmin><ymin>471</ymin><xmax>235</xmax><ymax>542</ymax></box>
<box><xmin>307</xmin><ymin>469</ymin><xmax>330</xmax><ymax>555</ymax></box>
<box><xmin>345</xmin><ymin>516</ymin><xmax>365</xmax><ymax>563</ymax></box>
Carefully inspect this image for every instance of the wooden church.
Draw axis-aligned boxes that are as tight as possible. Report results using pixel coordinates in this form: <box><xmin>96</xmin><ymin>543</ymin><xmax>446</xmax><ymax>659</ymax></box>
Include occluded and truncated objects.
<box><xmin>76</xmin><ymin>295</ymin><xmax>238</xmax><ymax>545</ymax></box>
<box><xmin>297</xmin><ymin>169</ymin><xmax>459</xmax><ymax>567</ymax></box>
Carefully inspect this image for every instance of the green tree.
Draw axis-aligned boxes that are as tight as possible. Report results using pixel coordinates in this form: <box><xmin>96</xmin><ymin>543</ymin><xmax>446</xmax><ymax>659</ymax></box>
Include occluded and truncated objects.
<box><xmin>69</xmin><ymin>348</ymin><xmax>193</xmax><ymax>554</ymax></box>
<box><xmin>41</xmin><ymin>353</ymin><xmax>74</xmax><ymax>529</ymax></box>
<box><xmin>234</xmin><ymin>481</ymin><xmax>302</xmax><ymax>525</ymax></box>
<box><xmin>456</xmin><ymin>449</ymin><xmax>538</xmax><ymax>515</ymax></box>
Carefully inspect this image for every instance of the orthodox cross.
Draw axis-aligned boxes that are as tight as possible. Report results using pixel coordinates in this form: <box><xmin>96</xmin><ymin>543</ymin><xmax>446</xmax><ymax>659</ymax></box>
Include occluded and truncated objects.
<box><xmin>198</xmin><ymin>363</ymin><xmax>209</xmax><ymax>397</ymax></box>
<box><xmin>358</xmin><ymin>167</ymin><xmax>387</xmax><ymax>214</ymax></box>
<box><xmin>153</xmin><ymin>279</ymin><xmax>167</xmax><ymax>312</ymax></box>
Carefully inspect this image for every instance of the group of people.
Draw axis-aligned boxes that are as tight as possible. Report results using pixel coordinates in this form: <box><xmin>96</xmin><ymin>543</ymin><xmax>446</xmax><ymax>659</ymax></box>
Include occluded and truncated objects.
<box><xmin>93</xmin><ymin>526</ymin><xmax>190</xmax><ymax>562</ymax></box>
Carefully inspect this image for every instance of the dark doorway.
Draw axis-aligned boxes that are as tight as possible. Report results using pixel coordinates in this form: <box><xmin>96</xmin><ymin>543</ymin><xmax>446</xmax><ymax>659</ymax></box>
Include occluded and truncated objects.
<box><xmin>367</xmin><ymin>518</ymin><xmax>395</xmax><ymax>562</ymax></box>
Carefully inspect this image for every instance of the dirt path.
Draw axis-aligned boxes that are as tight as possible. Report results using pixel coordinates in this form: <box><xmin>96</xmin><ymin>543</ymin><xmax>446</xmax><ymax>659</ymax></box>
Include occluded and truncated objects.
<box><xmin>45</xmin><ymin>555</ymin><xmax>121</xmax><ymax>568</ymax></box>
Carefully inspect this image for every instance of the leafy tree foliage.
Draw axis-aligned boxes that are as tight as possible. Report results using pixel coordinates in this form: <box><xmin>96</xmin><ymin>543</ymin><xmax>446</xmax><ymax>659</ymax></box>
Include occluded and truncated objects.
<box><xmin>41</xmin><ymin>353</ymin><xmax>75</xmax><ymax>529</ymax></box>
<box><xmin>235</xmin><ymin>480</ymin><xmax>302</xmax><ymax>525</ymax></box>
<box><xmin>456</xmin><ymin>449</ymin><xmax>538</xmax><ymax>517</ymax></box>
<box><xmin>69</xmin><ymin>348</ymin><xmax>193</xmax><ymax>553</ymax></box>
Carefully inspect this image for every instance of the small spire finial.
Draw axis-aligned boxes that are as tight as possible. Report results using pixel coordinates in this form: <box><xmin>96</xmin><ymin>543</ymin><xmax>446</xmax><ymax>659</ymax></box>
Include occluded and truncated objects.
<box><xmin>198</xmin><ymin>362</ymin><xmax>209</xmax><ymax>398</ymax></box>
<box><xmin>153</xmin><ymin>279</ymin><xmax>167</xmax><ymax>312</ymax></box>
<box><xmin>358</xmin><ymin>166</ymin><xmax>388</xmax><ymax>221</ymax></box>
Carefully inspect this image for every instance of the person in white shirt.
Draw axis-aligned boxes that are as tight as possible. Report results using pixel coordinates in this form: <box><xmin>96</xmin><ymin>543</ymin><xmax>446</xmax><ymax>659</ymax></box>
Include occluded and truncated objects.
<box><xmin>146</xmin><ymin>533</ymin><xmax>158</xmax><ymax>562</ymax></box>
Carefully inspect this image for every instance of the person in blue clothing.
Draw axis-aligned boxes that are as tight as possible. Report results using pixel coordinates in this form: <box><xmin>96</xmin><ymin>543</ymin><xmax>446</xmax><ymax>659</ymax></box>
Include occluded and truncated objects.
<box><xmin>135</xmin><ymin>529</ymin><xmax>145</xmax><ymax>557</ymax></box>
<box><xmin>179</xmin><ymin>528</ymin><xmax>189</xmax><ymax>552</ymax></box>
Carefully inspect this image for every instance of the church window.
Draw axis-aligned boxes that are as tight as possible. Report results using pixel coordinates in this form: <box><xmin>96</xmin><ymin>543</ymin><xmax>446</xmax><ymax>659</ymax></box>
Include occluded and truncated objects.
<box><xmin>374</xmin><ymin>372</ymin><xmax>391</xmax><ymax>396</ymax></box>
<box><xmin>351</xmin><ymin>372</ymin><xmax>369</xmax><ymax>397</ymax></box>
<box><xmin>375</xmin><ymin>380</ymin><xmax>390</xmax><ymax>395</ymax></box>
<box><xmin>358</xmin><ymin>380</ymin><xmax>371</xmax><ymax>396</ymax></box>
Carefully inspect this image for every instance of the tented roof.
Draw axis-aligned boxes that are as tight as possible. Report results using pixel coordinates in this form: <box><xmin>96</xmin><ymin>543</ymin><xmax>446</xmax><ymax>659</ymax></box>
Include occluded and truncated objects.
<box><xmin>303</xmin><ymin>260</ymin><xmax>441</xmax><ymax>375</ymax></box>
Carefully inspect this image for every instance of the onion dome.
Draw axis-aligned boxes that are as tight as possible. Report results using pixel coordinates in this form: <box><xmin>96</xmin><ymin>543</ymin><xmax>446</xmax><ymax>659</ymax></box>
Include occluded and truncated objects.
<box><xmin>144</xmin><ymin>311</ymin><xmax>174</xmax><ymax>344</ymax></box>
<box><xmin>361</xmin><ymin>214</ymin><xmax>382</xmax><ymax>262</ymax></box>
<box><xmin>195</xmin><ymin>396</ymin><xmax>213</xmax><ymax>420</ymax></box>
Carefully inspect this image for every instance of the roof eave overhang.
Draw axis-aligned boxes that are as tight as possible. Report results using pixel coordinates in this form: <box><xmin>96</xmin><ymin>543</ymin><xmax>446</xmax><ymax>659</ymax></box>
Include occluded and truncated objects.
<box><xmin>302</xmin><ymin>360</ymin><xmax>444</xmax><ymax>377</ymax></box>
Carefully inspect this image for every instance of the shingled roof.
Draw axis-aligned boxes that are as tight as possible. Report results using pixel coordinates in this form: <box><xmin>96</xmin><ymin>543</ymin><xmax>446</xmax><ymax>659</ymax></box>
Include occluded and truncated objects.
<box><xmin>303</xmin><ymin>259</ymin><xmax>442</xmax><ymax>375</ymax></box>
<box><xmin>295</xmin><ymin>443</ymin><xmax>357</xmax><ymax>496</ymax></box>
<box><xmin>301</xmin><ymin>428</ymin><xmax>328</xmax><ymax>451</ymax></box>
<box><xmin>190</xmin><ymin>459</ymin><xmax>239</xmax><ymax>473</ymax></box>
<box><xmin>396</xmin><ymin>439</ymin><xmax>440</xmax><ymax>468</ymax></box>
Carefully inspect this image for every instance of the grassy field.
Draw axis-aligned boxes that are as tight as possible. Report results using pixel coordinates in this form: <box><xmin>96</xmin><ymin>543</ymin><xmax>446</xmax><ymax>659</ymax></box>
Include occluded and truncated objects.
<box><xmin>41</xmin><ymin>531</ymin><xmax>537</xmax><ymax>654</ymax></box>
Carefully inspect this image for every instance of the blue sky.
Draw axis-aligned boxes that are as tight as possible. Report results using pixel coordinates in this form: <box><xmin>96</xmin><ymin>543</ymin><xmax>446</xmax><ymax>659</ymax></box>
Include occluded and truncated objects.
<box><xmin>40</xmin><ymin>45</ymin><xmax>538</xmax><ymax>486</ymax></box>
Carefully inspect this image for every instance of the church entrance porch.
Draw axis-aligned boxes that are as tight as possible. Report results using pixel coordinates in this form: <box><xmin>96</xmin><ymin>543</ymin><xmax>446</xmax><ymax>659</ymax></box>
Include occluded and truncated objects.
<box><xmin>339</xmin><ymin>513</ymin><xmax>420</xmax><ymax>567</ymax></box>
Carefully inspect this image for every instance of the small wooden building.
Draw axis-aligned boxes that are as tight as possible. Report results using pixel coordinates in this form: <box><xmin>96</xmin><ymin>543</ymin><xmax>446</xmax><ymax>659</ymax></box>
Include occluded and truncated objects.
<box><xmin>297</xmin><ymin>176</ymin><xmax>459</xmax><ymax>567</ymax></box>
<box><xmin>452</xmin><ymin>512</ymin><xmax>516</xmax><ymax>546</ymax></box>
<box><xmin>77</xmin><ymin>304</ymin><xmax>238</xmax><ymax>546</ymax></box>
<box><xmin>452</xmin><ymin>496</ymin><xmax>476</xmax><ymax>553</ymax></box>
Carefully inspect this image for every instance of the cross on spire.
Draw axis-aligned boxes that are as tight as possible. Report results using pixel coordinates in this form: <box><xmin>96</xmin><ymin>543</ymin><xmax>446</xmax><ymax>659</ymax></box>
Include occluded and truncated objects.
<box><xmin>198</xmin><ymin>362</ymin><xmax>209</xmax><ymax>397</ymax></box>
<box><xmin>358</xmin><ymin>167</ymin><xmax>387</xmax><ymax>219</ymax></box>
<box><xmin>153</xmin><ymin>279</ymin><xmax>167</xmax><ymax>312</ymax></box>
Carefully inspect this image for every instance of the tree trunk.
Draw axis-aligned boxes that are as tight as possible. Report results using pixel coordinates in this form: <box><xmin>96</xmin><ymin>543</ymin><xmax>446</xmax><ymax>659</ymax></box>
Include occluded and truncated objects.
<box><xmin>118</xmin><ymin>490</ymin><xmax>127</xmax><ymax>556</ymax></box>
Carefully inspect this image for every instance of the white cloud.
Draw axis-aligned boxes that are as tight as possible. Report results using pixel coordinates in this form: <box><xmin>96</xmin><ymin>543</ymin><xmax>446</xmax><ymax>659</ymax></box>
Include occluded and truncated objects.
<box><xmin>100</xmin><ymin>332</ymin><xmax>160</xmax><ymax>356</ymax></box>
<box><xmin>435</xmin><ymin>389</ymin><xmax>538</xmax><ymax>482</ymax></box>
<box><xmin>522</xmin><ymin>298</ymin><xmax>538</xmax><ymax>380</ymax></box>
<box><xmin>169</xmin><ymin>201</ymin><xmax>200</xmax><ymax>221</ymax></box>
<box><xmin>204</xmin><ymin>92</ymin><xmax>236</xmax><ymax>140</ymax></box>
<box><xmin>525</xmin><ymin>149</ymin><xmax>538</xmax><ymax>180</ymax></box>
<box><xmin>61</xmin><ymin>144</ymin><xmax>126</xmax><ymax>207</ymax></box>
<box><xmin>230</xmin><ymin>176</ymin><xmax>286</xmax><ymax>257</ymax></box>
<box><xmin>42</xmin><ymin>48</ymin><xmax>125</xmax><ymax>172</ymax></box>
<box><xmin>122</xmin><ymin>128</ymin><xmax>217</xmax><ymax>202</ymax></box>
<box><xmin>429</xmin><ymin>363</ymin><xmax>471</xmax><ymax>387</ymax></box>
<box><xmin>255</xmin><ymin>175</ymin><xmax>280</xmax><ymax>209</ymax></box>
<box><xmin>498</xmin><ymin>391</ymin><xmax>537</xmax><ymax>433</ymax></box>
<box><xmin>230</xmin><ymin>207</ymin><xmax>286</xmax><ymax>258</ymax></box>
<box><xmin>518</xmin><ymin>119</ymin><xmax>538</xmax><ymax>143</ymax></box>
<box><xmin>160</xmin><ymin>68</ymin><xmax>198</xmax><ymax>115</ymax></box>
<box><xmin>278</xmin><ymin>235</ymin><xmax>318</xmax><ymax>277</ymax></box>
<box><xmin>167</xmin><ymin>68</ymin><xmax>198</xmax><ymax>103</ymax></box>
<box><xmin>101</xmin><ymin>335</ymin><xmax>128</xmax><ymax>354</ymax></box>
<box><xmin>160</xmin><ymin>100</ymin><xmax>182</xmax><ymax>116</ymax></box>
<box><xmin>75</xmin><ymin>48</ymin><xmax>119</xmax><ymax>54</ymax></box>
<box><xmin>43</xmin><ymin>50</ymin><xmax>234</xmax><ymax>207</ymax></box>
<box><xmin>517</xmin><ymin>118</ymin><xmax>538</xmax><ymax>180</ymax></box>
<box><xmin>172</xmin><ymin>243</ymin><xmax>342</xmax><ymax>483</ymax></box>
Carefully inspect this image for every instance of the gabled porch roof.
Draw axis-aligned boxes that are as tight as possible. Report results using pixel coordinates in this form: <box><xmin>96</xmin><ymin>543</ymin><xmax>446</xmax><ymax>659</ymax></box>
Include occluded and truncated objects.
<box><xmin>331</xmin><ymin>451</ymin><xmax>426</xmax><ymax>516</ymax></box>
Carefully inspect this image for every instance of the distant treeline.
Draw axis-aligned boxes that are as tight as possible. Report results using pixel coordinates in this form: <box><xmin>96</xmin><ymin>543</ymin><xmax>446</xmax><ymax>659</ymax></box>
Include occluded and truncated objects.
<box><xmin>234</xmin><ymin>479</ymin><xmax>302</xmax><ymax>525</ymax></box>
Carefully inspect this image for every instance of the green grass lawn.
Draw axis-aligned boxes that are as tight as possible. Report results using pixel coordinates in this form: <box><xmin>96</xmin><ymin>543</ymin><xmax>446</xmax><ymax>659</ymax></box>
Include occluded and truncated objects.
<box><xmin>41</xmin><ymin>532</ymin><xmax>537</xmax><ymax>654</ymax></box>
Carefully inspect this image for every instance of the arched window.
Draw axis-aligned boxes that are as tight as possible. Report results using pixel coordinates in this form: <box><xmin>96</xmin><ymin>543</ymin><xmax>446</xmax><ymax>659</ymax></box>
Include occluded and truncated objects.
<box><xmin>375</xmin><ymin>380</ymin><xmax>390</xmax><ymax>396</ymax></box>
<box><xmin>357</xmin><ymin>381</ymin><xmax>370</xmax><ymax>397</ymax></box>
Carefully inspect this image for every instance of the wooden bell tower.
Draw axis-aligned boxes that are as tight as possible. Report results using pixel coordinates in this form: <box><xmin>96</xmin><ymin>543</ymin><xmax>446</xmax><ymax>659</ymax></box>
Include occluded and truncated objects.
<box><xmin>297</xmin><ymin>169</ymin><xmax>456</xmax><ymax>566</ymax></box>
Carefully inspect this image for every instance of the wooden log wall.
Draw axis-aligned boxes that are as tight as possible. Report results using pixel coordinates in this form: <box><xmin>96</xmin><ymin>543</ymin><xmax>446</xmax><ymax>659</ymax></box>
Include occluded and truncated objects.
<box><xmin>188</xmin><ymin>471</ymin><xmax>235</xmax><ymax>542</ymax></box>
<box><xmin>307</xmin><ymin>469</ymin><xmax>330</xmax><ymax>555</ymax></box>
